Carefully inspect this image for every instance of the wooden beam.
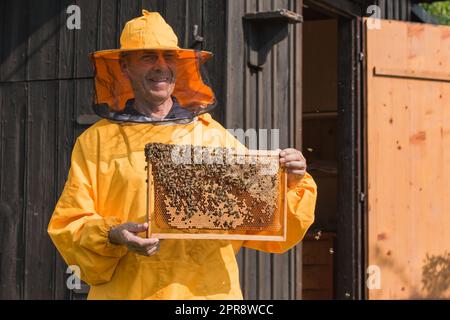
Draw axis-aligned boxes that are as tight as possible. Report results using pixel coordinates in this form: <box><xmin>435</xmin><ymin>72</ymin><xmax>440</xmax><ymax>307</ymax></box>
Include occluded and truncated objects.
<box><xmin>335</xmin><ymin>15</ymin><xmax>364</xmax><ymax>300</ymax></box>
<box><xmin>305</xmin><ymin>0</ymin><xmax>365</xmax><ymax>18</ymax></box>
<box><xmin>374</xmin><ymin>66</ymin><xmax>450</xmax><ymax>83</ymax></box>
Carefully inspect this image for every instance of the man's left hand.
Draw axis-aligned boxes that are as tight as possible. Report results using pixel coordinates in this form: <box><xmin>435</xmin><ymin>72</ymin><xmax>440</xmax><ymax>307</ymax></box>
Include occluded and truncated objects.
<box><xmin>279</xmin><ymin>148</ymin><xmax>307</xmax><ymax>188</ymax></box>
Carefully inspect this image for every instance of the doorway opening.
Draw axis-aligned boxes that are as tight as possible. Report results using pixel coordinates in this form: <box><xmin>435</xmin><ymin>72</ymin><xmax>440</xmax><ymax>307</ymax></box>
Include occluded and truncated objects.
<box><xmin>300</xmin><ymin>0</ymin><xmax>365</xmax><ymax>300</ymax></box>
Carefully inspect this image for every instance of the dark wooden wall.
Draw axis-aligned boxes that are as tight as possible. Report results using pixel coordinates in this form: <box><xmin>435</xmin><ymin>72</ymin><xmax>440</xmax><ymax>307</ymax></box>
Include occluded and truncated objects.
<box><xmin>373</xmin><ymin>0</ymin><xmax>412</xmax><ymax>20</ymax></box>
<box><xmin>308</xmin><ymin>0</ymin><xmax>414</xmax><ymax>20</ymax></box>
<box><xmin>0</xmin><ymin>0</ymin><xmax>424</xmax><ymax>300</ymax></box>
<box><xmin>226</xmin><ymin>0</ymin><xmax>303</xmax><ymax>300</ymax></box>
<box><xmin>0</xmin><ymin>0</ymin><xmax>300</xmax><ymax>300</ymax></box>
<box><xmin>0</xmin><ymin>0</ymin><xmax>227</xmax><ymax>300</ymax></box>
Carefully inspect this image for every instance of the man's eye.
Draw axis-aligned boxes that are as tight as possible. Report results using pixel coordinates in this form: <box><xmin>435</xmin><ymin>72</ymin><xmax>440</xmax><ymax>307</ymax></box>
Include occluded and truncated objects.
<box><xmin>141</xmin><ymin>55</ymin><xmax>158</xmax><ymax>62</ymax></box>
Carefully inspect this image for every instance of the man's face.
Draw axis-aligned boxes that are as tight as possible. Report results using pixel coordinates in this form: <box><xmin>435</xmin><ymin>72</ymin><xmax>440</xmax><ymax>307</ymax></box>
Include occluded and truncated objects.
<box><xmin>120</xmin><ymin>50</ymin><xmax>177</xmax><ymax>106</ymax></box>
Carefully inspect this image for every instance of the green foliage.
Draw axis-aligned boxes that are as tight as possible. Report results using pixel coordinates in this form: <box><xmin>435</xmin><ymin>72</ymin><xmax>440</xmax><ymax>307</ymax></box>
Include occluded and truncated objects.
<box><xmin>420</xmin><ymin>1</ymin><xmax>450</xmax><ymax>25</ymax></box>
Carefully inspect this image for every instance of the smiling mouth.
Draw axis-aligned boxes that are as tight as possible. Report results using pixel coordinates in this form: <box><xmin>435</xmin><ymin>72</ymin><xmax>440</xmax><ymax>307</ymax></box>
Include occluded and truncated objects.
<box><xmin>149</xmin><ymin>78</ymin><xmax>169</xmax><ymax>83</ymax></box>
<box><xmin>148</xmin><ymin>74</ymin><xmax>173</xmax><ymax>82</ymax></box>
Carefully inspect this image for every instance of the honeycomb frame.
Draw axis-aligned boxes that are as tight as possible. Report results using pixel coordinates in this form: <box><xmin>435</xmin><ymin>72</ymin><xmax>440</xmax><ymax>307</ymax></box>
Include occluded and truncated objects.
<box><xmin>145</xmin><ymin>143</ymin><xmax>287</xmax><ymax>241</ymax></box>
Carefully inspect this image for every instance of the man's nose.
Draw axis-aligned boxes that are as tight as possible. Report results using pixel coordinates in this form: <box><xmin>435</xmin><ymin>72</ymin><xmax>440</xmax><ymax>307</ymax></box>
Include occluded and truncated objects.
<box><xmin>154</xmin><ymin>54</ymin><xmax>169</xmax><ymax>70</ymax></box>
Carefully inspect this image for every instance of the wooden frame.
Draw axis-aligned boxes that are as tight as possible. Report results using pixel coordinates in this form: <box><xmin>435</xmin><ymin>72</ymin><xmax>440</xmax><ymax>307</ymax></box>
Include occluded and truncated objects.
<box><xmin>374</xmin><ymin>66</ymin><xmax>450</xmax><ymax>83</ymax></box>
<box><xmin>335</xmin><ymin>15</ymin><xmax>366</xmax><ymax>301</ymax></box>
<box><xmin>305</xmin><ymin>0</ymin><xmax>366</xmax><ymax>300</ymax></box>
<box><xmin>146</xmin><ymin>148</ymin><xmax>288</xmax><ymax>241</ymax></box>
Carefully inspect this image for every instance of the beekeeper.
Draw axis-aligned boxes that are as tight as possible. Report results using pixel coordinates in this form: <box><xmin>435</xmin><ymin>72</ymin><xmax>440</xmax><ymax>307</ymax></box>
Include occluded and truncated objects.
<box><xmin>48</xmin><ymin>10</ymin><xmax>317</xmax><ymax>299</ymax></box>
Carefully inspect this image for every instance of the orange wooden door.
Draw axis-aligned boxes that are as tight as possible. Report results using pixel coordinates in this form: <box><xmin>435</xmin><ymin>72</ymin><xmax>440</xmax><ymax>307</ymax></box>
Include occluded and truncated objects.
<box><xmin>366</xmin><ymin>18</ymin><xmax>450</xmax><ymax>299</ymax></box>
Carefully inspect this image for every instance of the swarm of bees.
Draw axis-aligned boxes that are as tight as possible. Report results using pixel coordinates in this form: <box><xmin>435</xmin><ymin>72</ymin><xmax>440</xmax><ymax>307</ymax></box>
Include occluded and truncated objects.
<box><xmin>145</xmin><ymin>143</ymin><xmax>281</xmax><ymax>231</ymax></box>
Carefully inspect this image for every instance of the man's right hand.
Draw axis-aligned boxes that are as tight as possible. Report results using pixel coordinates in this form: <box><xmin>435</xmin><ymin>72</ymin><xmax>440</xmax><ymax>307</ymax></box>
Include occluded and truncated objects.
<box><xmin>108</xmin><ymin>222</ymin><xmax>160</xmax><ymax>257</ymax></box>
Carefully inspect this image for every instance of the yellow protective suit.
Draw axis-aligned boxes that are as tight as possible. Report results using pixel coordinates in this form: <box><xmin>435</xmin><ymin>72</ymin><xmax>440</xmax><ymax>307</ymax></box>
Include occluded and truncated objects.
<box><xmin>48</xmin><ymin>113</ymin><xmax>317</xmax><ymax>299</ymax></box>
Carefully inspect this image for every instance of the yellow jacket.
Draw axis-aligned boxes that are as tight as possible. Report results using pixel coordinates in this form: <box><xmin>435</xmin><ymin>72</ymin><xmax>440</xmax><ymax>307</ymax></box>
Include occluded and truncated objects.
<box><xmin>48</xmin><ymin>113</ymin><xmax>317</xmax><ymax>299</ymax></box>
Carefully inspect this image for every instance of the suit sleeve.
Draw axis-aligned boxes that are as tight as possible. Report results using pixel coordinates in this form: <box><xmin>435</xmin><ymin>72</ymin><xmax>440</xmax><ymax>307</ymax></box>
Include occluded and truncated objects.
<box><xmin>241</xmin><ymin>172</ymin><xmax>317</xmax><ymax>253</ymax></box>
<box><xmin>212</xmin><ymin>122</ymin><xmax>317</xmax><ymax>254</ymax></box>
<box><xmin>48</xmin><ymin>138</ymin><xmax>128</xmax><ymax>286</ymax></box>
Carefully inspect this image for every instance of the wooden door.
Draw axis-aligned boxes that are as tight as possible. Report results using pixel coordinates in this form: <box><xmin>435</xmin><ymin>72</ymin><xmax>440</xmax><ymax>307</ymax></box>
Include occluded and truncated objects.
<box><xmin>366</xmin><ymin>18</ymin><xmax>450</xmax><ymax>299</ymax></box>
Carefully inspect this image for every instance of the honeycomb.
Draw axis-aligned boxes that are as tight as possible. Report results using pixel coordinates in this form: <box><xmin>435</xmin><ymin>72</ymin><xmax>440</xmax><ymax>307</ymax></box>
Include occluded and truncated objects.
<box><xmin>145</xmin><ymin>143</ymin><xmax>285</xmax><ymax>235</ymax></box>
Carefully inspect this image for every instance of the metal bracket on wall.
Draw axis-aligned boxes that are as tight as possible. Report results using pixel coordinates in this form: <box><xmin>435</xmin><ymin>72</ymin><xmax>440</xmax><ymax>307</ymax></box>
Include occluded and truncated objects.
<box><xmin>373</xmin><ymin>66</ymin><xmax>450</xmax><ymax>83</ymax></box>
<box><xmin>189</xmin><ymin>24</ymin><xmax>204</xmax><ymax>49</ymax></box>
<box><xmin>243</xmin><ymin>9</ymin><xmax>303</xmax><ymax>70</ymax></box>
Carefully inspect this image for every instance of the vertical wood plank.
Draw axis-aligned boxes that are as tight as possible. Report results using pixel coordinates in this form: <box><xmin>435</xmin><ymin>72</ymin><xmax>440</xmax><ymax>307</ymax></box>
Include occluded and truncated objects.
<box><xmin>294</xmin><ymin>0</ymin><xmax>303</xmax><ymax>299</ymax></box>
<box><xmin>289</xmin><ymin>0</ymin><xmax>301</xmax><ymax>300</ymax></box>
<box><xmin>74</xmin><ymin>79</ymin><xmax>96</xmax><ymax>140</ymax></box>
<box><xmin>272</xmin><ymin>0</ymin><xmax>292</xmax><ymax>300</ymax></box>
<box><xmin>259</xmin><ymin>0</ymin><xmax>273</xmax><ymax>135</ymax></box>
<box><xmin>242</xmin><ymin>0</ymin><xmax>259</xmax><ymax>301</ymax></box>
<box><xmin>225</xmin><ymin>0</ymin><xmax>245</xmax><ymax>130</ymax></box>
<box><xmin>386</xmin><ymin>0</ymin><xmax>393</xmax><ymax>19</ymax></box>
<box><xmin>53</xmin><ymin>80</ymin><xmax>76</xmax><ymax>300</ymax></box>
<box><xmin>404</xmin><ymin>0</ymin><xmax>411</xmax><ymax>21</ymax></box>
<box><xmin>55</xmin><ymin>1</ymin><xmax>78</xmax><ymax>298</ymax></box>
<box><xmin>257</xmin><ymin>4</ymin><xmax>273</xmax><ymax>296</ymax></box>
<box><xmin>54</xmin><ymin>1</ymin><xmax>70</xmax><ymax>300</ymax></box>
<box><xmin>0</xmin><ymin>0</ymin><xmax>3</xmax><ymax>79</ymax></box>
<box><xmin>163</xmin><ymin>0</ymin><xmax>188</xmax><ymax>48</ymax></box>
<box><xmin>75</xmin><ymin>0</ymin><xmax>100</xmax><ymax>78</ymax></box>
<box><xmin>58</xmin><ymin>0</ymin><xmax>77</xmax><ymax>79</ymax></box>
<box><xmin>0</xmin><ymin>0</ymin><xmax>28</xmax><ymax>81</ymax></box>
<box><xmin>24</xmin><ymin>81</ymin><xmax>57</xmax><ymax>299</ymax></box>
<box><xmin>355</xmin><ymin>16</ymin><xmax>364</xmax><ymax>300</ymax></box>
<box><xmin>394</xmin><ymin>0</ymin><xmax>400</xmax><ymax>20</ymax></box>
<box><xmin>203</xmin><ymin>0</ymin><xmax>226</xmax><ymax>124</ymax></box>
<box><xmin>0</xmin><ymin>83</ymin><xmax>27</xmax><ymax>299</ymax></box>
<box><xmin>245</xmin><ymin>0</ymin><xmax>258</xmax><ymax>131</ymax></box>
<box><xmin>257</xmin><ymin>24</ymin><xmax>273</xmax><ymax>292</ymax></box>
<box><xmin>118</xmin><ymin>0</ymin><xmax>142</xmax><ymax>32</ymax></box>
<box><xmin>378</xmin><ymin>0</ymin><xmax>386</xmax><ymax>19</ymax></box>
<box><xmin>257</xmin><ymin>252</ymin><xmax>272</xmax><ymax>299</ymax></box>
<box><xmin>294</xmin><ymin>0</ymin><xmax>303</xmax><ymax>151</ymax></box>
<box><xmin>236</xmin><ymin>250</ymin><xmax>245</xmax><ymax>293</ymax></box>
<box><xmin>141</xmin><ymin>0</ymin><xmax>165</xmax><ymax>13</ymax></box>
<box><xmin>336</xmin><ymin>16</ymin><xmax>358</xmax><ymax>300</ymax></box>
<box><xmin>99</xmin><ymin>0</ymin><xmax>119</xmax><ymax>50</ymax></box>
<box><xmin>187</xmin><ymin>0</ymin><xmax>203</xmax><ymax>49</ymax></box>
<box><xmin>24</xmin><ymin>0</ymin><xmax>60</xmax><ymax>299</ymax></box>
<box><xmin>401</xmin><ymin>0</ymin><xmax>406</xmax><ymax>20</ymax></box>
<box><xmin>274</xmin><ymin>0</ymin><xmax>290</xmax><ymax>148</ymax></box>
<box><xmin>27</xmin><ymin>0</ymin><xmax>59</xmax><ymax>80</ymax></box>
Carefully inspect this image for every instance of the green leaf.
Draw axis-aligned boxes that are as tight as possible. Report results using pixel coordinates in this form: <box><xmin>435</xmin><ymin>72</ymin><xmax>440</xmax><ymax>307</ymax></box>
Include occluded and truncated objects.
<box><xmin>420</xmin><ymin>1</ymin><xmax>450</xmax><ymax>25</ymax></box>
